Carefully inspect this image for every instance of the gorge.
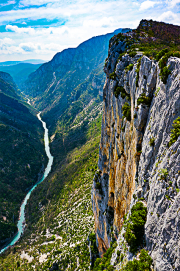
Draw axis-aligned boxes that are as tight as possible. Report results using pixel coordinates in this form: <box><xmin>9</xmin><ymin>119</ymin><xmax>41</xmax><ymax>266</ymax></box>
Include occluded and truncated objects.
<box><xmin>0</xmin><ymin>19</ymin><xmax>180</xmax><ymax>271</ymax></box>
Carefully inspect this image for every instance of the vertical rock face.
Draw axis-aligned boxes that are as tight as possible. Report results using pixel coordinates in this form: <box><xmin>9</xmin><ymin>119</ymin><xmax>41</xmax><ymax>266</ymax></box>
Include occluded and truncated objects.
<box><xmin>92</xmin><ymin>35</ymin><xmax>180</xmax><ymax>270</ymax></box>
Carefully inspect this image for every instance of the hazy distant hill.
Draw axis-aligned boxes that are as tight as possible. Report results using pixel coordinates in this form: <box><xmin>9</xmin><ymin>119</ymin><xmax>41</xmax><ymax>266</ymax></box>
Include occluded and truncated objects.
<box><xmin>0</xmin><ymin>63</ymin><xmax>44</xmax><ymax>89</ymax></box>
<box><xmin>0</xmin><ymin>59</ymin><xmax>46</xmax><ymax>66</ymax></box>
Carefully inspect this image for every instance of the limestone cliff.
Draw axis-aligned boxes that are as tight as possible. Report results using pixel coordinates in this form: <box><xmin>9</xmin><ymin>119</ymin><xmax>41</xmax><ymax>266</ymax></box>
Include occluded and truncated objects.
<box><xmin>92</xmin><ymin>20</ymin><xmax>180</xmax><ymax>271</ymax></box>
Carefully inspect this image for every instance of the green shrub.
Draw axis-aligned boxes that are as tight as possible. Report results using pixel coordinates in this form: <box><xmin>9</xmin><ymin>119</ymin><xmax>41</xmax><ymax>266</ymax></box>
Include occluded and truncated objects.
<box><xmin>133</xmin><ymin>194</ymin><xmax>137</xmax><ymax>200</ymax></box>
<box><xmin>159</xmin><ymin>53</ymin><xmax>170</xmax><ymax>70</ymax></box>
<box><xmin>149</xmin><ymin>137</ymin><xmax>155</xmax><ymax>146</ymax></box>
<box><xmin>89</xmin><ymin>233</ymin><xmax>99</xmax><ymax>255</ymax></box>
<box><xmin>155</xmin><ymin>48</ymin><xmax>169</xmax><ymax>61</ymax></box>
<box><xmin>49</xmin><ymin>235</ymin><xmax>56</xmax><ymax>241</ymax></box>
<box><xmin>124</xmin><ymin>202</ymin><xmax>147</xmax><ymax>253</ymax></box>
<box><xmin>155</xmin><ymin>87</ymin><xmax>160</xmax><ymax>97</ymax></box>
<box><xmin>120</xmin><ymin>254</ymin><xmax>124</xmax><ymax>262</ymax></box>
<box><xmin>125</xmin><ymin>64</ymin><xmax>134</xmax><ymax>72</ymax></box>
<box><xmin>169</xmin><ymin>116</ymin><xmax>180</xmax><ymax>147</ymax></box>
<box><xmin>129</xmin><ymin>51</ymin><xmax>137</xmax><ymax>58</ymax></box>
<box><xmin>93</xmin><ymin>258</ymin><xmax>101</xmax><ymax>268</ymax></box>
<box><xmin>173</xmin><ymin>52</ymin><xmax>180</xmax><ymax>58</ymax></box>
<box><xmin>136</xmin><ymin>57</ymin><xmax>142</xmax><ymax>87</ymax></box>
<box><xmin>159</xmin><ymin>168</ymin><xmax>168</xmax><ymax>180</ymax></box>
<box><xmin>118</xmin><ymin>53</ymin><xmax>125</xmax><ymax>61</ymax></box>
<box><xmin>93</xmin><ymin>246</ymin><xmax>115</xmax><ymax>270</ymax></box>
<box><xmin>121</xmin><ymin>126</ymin><xmax>125</xmax><ymax>132</ymax></box>
<box><xmin>109</xmin><ymin>72</ymin><xmax>116</xmax><ymax>80</ymax></box>
<box><xmin>121</xmin><ymin>249</ymin><xmax>152</xmax><ymax>271</ymax></box>
<box><xmin>136</xmin><ymin>145</ymin><xmax>142</xmax><ymax>153</ymax></box>
<box><xmin>117</xmin><ymin>250</ymin><xmax>120</xmax><ymax>256</ymax></box>
<box><xmin>122</xmin><ymin>102</ymin><xmax>131</xmax><ymax>121</ymax></box>
<box><xmin>95</xmin><ymin>182</ymin><xmax>101</xmax><ymax>190</ymax></box>
<box><xmin>107</xmin><ymin>266</ymin><xmax>114</xmax><ymax>271</ymax></box>
<box><xmin>137</xmin><ymin>93</ymin><xmax>152</xmax><ymax>106</ymax></box>
<box><xmin>114</xmin><ymin>86</ymin><xmax>122</xmax><ymax>98</ymax></box>
<box><xmin>160</xmin><ymin>65</ymin><xmax>171</xmax><ymax>84</ymax></box>
<box><xmin>114</xmin><ymin>86</ymin><xmax>130</xmax><ymax>100</ymax></box>
<box><xmin>158</xmin><ymin>51</ymin><xmax>180</xmax><ymax>84</ymax></box>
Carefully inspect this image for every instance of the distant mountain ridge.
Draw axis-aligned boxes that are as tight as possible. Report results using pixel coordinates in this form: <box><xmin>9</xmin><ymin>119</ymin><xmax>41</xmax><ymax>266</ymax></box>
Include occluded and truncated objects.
<box><xmin>0</xmin><ymin>63</ymin><xmax>44</xmax><ymax>90</ymax></box>
<box><xmin>22</xmin><ymin>28</ymin><xmax>131</xmax><ymax>133</ymax></box>
<box><xmin>0</xmin><ymin>59</ymin><xmax>46</xmax><ymax>66</ymax></box>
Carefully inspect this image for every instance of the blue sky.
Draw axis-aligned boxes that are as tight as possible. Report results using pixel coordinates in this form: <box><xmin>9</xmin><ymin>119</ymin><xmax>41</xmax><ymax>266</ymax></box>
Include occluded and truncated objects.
<box><xmin>0</xmin><ymin>0</ymin><xmax>180</xmax><ymax>61</ymax></box>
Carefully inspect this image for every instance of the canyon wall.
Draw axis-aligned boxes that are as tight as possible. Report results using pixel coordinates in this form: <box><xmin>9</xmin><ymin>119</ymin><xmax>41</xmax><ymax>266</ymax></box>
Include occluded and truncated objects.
<box><xmin>92</xmin><ymin>37</ymin><xmax>180</xmax><ymax>270</ymax></box>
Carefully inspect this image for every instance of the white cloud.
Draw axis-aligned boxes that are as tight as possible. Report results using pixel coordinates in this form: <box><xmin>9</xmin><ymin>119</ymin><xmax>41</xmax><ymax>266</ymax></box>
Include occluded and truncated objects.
<box><xmin>0</xmin><ymin>40</ymin><xmax>62</xmax><ymax>56</ymax></box>
<box><xmin>0</xmin><ymin>1</ymin><xmax>129</xmax><ymax>23</ymax></box>
<box><xmin>0</xmin><ymin>38</ymin><xmax>23</xmax><ymax>55</ymax></box>
<box><xmin>6</xmin><ymin>25</ymin><xmax>35</xmax><ymax>35</ymax></box>
<box><xmin>0</xmin><ymin>0</ymin><xmax>180</xmax><ymax>61</ymax></box>
<box><xmin>19</xmin><ymin>42</ymin><xmax>61</xmax><ymax>52</ymax></box>
<box><xmin>0</xmin><ymin>0</ymin><xmax>15</xmax><ymax>7</ymax></box>
<box><xmin>0</xmin><ymin>37</ymin><xmax>14</xmax><ymax>46</ymax></box>
<box><xmin>140</xmin><ymin>1</ymin><xmax>159</xmax><ymax>10</ymax></box>
<box><xmin>83</xmin><ymin>17</ymin><xmax>115</xmax><ymax>28</ymax></box>
<box><xmin>157</xmin><ymin>10</ymin><xmax>180</xmax><ymax>24</ymax></box>
<box><xmin>166</xmin><ymin>0</ymin><xmax>180</xmax><ymax>8</ymax></box>
<box><xmin>5</xmin><ymin>24</ymin><xmax>71</xmax><ymax>37</ymax></box>
<box><xmin>20</xmin><ymin>42</ymin><xmax>38</xmax><ymax>52</ymax></box>
<box><xmin>19</xmin><ymin>0</ymin><xmax>59</xmax><ymax>6</ymax></box>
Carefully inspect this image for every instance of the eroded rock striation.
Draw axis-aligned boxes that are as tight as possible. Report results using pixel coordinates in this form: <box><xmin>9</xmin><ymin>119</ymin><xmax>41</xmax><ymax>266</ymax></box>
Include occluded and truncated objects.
<box><xmin>92</xmin><ymin>21</ymin><xmax>180</xmax><ymax>270</ymax></box>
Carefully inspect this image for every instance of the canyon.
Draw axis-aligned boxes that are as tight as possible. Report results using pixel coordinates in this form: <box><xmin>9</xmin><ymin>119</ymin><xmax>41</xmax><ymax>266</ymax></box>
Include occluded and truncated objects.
<box><xmin>0</xmin><ymin>20</ymin><xmax>180</xmax><ymax>271</ymax></box>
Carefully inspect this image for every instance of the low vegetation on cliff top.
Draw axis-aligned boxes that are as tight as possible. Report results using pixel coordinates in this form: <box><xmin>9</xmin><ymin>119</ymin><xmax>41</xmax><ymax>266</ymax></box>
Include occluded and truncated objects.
<box><xmin>109</xmin><ymin>20</ymin><xmax>180</xmax><ymax>87</ymax></box>
<box><xmin>111</xmin><ymin>19</ymin><xmax>180</xmax><ymax>59</ymax></box>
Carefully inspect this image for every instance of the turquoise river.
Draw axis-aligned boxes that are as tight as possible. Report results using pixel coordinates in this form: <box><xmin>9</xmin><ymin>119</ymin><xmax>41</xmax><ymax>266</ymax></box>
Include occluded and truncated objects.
<box><xmin>0</xmin><ymin>112</ymin><xmax>53</xmax><ymax>254</ymax></box>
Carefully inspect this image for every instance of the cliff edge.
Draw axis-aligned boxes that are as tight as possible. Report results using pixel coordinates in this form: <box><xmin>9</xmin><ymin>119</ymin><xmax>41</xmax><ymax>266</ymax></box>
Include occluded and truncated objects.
<box><xmin>92</xmin><ymin>20</ymin><xmax>180</xmax><ymax>271</ymax></box>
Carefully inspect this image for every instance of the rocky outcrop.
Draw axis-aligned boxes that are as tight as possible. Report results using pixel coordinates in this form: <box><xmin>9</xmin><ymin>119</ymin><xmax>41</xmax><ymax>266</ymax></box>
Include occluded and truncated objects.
<box><xmin>92</xmin><ymin>34</ymin><xmax>180</xmax><ymax>270</ymax></box>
